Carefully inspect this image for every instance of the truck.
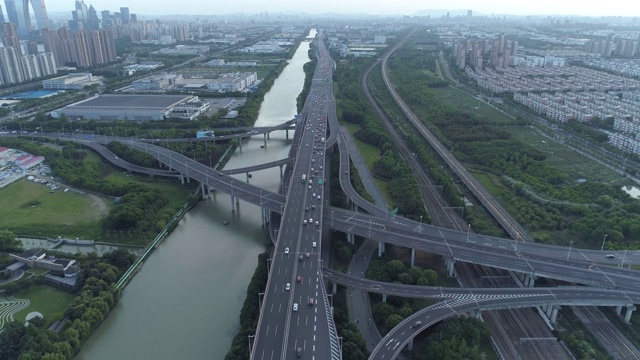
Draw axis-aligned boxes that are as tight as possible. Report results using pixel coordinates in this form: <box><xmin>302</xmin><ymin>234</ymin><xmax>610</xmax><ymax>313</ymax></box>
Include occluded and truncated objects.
<box><xmin>321</xmin><ymin>137</ymin><xmax>325</xmax><ymax>143</ymax></box>
<box><xmin>301</xmin><ymin>174</ymin><xmax>306</xmax><ymax>182</ymax></box>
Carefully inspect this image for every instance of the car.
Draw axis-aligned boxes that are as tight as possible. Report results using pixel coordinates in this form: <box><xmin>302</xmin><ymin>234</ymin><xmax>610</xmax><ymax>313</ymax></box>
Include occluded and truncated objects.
<box><xmin>286</xmin><ymin>283</ymin><xmax>290</xmax><ymax>291</ymax></box>
<box><xmin>606</xmin><ymin>254</ymin><xmax>616</xmax><ymax>258</ymax></box>
<box><xmin>305</xmin><ymin>207</ymin><xmax>309</xmax><ymax>212</ymax></box>
<box><xmin>296</xmin><ymin>348</ymin><xmax>302</xmax><ymax>358</ymax></box>
<box><xmin>284</xmin><ymin>247</ymin><xmax>289</xmax><ymax>254</ymax></box>
<box><xmin>312</xmin><ymin>193</ymin><xmax>316</xmax><ymax>197</ymax></box>
<box><xmin>303</xmin><ymin>219</ymin><xmax>307</xmax><ymax>225</ymax></box>
<box><xmin>312</xmin><ymin>241</ymin><xmax>317</xmax><ymax>248</ymax></box>
<box><xmin>308</xmin><ymin>298</ymin><xmax>315</xmax><ymax>306</ymax></box>
<box><xmin>311</xmin><ymin>205</ymin><xmax>315</xmax><ymax>210</ymax></box>
<box><xmin>315</xmin><ymin>221</ymin><xmax>319</xmax><ymax>226</ymax></box>
<box><xmin>309</xmin><ymin>218</ymin><xmax>313</xmax><ymax>223</ymax></box>
<box><xmin>297</xmin><ymin>275</ymin><xmax>302</xmax><ymax>282</ymax></box>
<box><xmin>317</xmin><ymin>195</ymin><xmax>321</xmax><ymax>200</ymax></box>
<box><xmin>293</xmin><ymin>303</ymin><xmax>298</xmax><ymax>311</ymax></box>
<box><xmin>305</xmin><ymin>252</ymin><xmax>310</xmax><ymax>258</ymax></box>
<box><xmin>114</xmin><ymin>156</ymin><xmax>118</xmax><ymax>160</ymax></box>
<box><xmin>309</xmin><ymin>185</ymin><xmax>312</xmax><ymax>189</ymax></box>
<box><xmin>299</xmin><ymin>255</ymin><xmax>303</xmax><ymax>261</ymax></box>
<box><xmin>412</xmin><ymin>321</ymin><xmax>422</xmax><ymax>328</ymax></box>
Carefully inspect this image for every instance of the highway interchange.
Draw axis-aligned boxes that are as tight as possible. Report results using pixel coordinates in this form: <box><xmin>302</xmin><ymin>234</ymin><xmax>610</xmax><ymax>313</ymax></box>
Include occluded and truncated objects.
<box><xmin>4</xmin><ymin>30</ymin><xmax>640</xmax><ymax>360</ymax></box>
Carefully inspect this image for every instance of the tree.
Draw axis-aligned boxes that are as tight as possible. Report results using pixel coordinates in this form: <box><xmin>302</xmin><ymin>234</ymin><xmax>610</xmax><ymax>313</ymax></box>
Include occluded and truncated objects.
<box><xmin>0</xmin><ymin>229</ymin><xmax>21</xmax><ymax>251</ymax></box>
<box><xmin>338</xmin><ymin>246</ymin><xmax>352</xmax><ymax>263</ymax></box>
<box><xmin>384</xmin><ymin>314</ymin><xmax>404</xmax><ymax>332</ymax></box>
<box><xmin>387</xmin><ymin>260</ymin><xmax>405</xmax><ymax>280</ymax></box>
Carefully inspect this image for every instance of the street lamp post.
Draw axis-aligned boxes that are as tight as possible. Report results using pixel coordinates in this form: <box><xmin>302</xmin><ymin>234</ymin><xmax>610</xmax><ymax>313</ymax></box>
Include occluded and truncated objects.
<box><xmin>567</xmin><ymin>241</ymin><xmax>574</xmax><ymax>260</ymax></box>
<box><xmin>601</xmin><ymin>234</ymin><xmax>608</xmax><ymax>251</ymax></box>
<box><xmin>247</xmin><ymin>335</ymin><xmax>255</xmax><ymax>359</ymax></box>
<box><xmin>258</xmin><ymin>292</ymin><xmax>264</xmax><ymax>309</ymax></box>
<box><xmin>621</xmin><ymin>249</ymin><xmax>628</xmax><ymax>269</ymax></box>
<box><xmin>419</xmin><ymin>215</ymin><xmax>423</xmax><ymax>234</ymax></box>
<box><xmin>466</xmin><ymin>224</ymin><xmax>470</xmax><ymax>244</ymax></box>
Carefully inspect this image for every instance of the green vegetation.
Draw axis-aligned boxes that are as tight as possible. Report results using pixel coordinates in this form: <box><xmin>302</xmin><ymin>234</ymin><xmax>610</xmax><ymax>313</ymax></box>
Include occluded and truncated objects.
<box><xmin>415</xmin><ymin>316</ymin><xmax>493</xmax><ymax>360</ymax></box>
<box><xmin>335</xmin><ymin>57</ymin><xmax>428</xmax><ymax>222</ymax></box>
<box><xmin>0</xmin><ymin>230</ymin><xmax>21</xmax><ymax>251</ymax></box>
<box><xmin>14</xmin><ymin>285</ymin><xmax>75</xmax><ymax>325</ymax></box>
<box><xmin>296</xmin><ymin>48</ymin><xmax>317</xmax><ymax>113</ymax></box>
<box><xmin>0</xmin><ymin>250</ymin><xmax>135</xmax><ymax>360</ymax></box>
<box><xmin>0</xmin><ymin>179</ymin><xmax>107</xmax><ymax>239</ymax></box>
<box><xmin>384</xmin><ymin>31</ymin><xmax>640</xmax><ymax>249</ymax></box>
<box><xmin>332</xmin><ymin>287</ymin><xmax>369</xmax><ymax>359</ymax></box>
<box><xmin>225</xmin><ymin>252</ymin><xmax>269</xmax><ymax>360</ymax></box>
<box><xmin>555</xmin><ymin>308</ymin><xmax>613</xmax><ymax>360</ymax></box>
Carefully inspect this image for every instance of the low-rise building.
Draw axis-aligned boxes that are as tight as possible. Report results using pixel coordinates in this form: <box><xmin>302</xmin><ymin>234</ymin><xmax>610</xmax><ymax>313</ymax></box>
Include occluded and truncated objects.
<box><xmin>42</xmin><ymin>73</ymin><xmax>103</xmax><ymax>90</ymax></box>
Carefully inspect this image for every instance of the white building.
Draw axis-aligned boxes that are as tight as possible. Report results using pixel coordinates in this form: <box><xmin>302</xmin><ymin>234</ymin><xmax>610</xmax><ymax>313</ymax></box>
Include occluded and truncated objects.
<box><xmin>42</xmin><ymin>73</ymin><xmax>102</xmax><ymax>90</ymax></box>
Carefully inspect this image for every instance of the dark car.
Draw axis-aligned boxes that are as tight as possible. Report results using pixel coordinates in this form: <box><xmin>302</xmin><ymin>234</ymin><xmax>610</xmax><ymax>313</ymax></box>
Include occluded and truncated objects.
<box><xmin>296</xmin><ymin>347</ymin><xmax>302</xmax><ymax>357</ymax></box>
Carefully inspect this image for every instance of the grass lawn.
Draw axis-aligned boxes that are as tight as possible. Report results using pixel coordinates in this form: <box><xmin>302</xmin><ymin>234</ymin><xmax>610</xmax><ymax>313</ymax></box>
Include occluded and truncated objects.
<box><xmin>430</xmin><ymin>86</ymin><xmax>514</xmax><ymax>125</ymax></box>
<box><xmin>14</xmin><ymin>285</ymin><xmax>75</xmax><ymax>326</ymax></box>
<box><xmin>26</xmin><ymin>268</ymin><xmax>50</xmax><ymax>276</ymax></box>
<box><xmin>106</xmin><ymin>171</ymin><xmax>192</xmax><ymax>208</ymax></box>
<box><xmin>507</xmin><ymin>127</ymin><xmax>620</xmax><ymax>182</ymax></box>
<box><xmin>0</xmin><ymin>179</ymin><xmax>103</xmax><ymax>229</ymax></box>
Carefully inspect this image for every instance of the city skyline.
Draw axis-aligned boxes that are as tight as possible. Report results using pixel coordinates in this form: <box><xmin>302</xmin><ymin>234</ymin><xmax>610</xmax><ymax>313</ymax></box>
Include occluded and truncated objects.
<box><xmin>40</xmin><ymin>0</ymin><xmax>637</xmax><ymax>17</ymax></box>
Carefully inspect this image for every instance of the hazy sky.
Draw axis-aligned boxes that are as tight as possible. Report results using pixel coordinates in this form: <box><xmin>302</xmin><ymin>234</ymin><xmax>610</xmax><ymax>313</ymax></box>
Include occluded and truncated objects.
<box><xmin>44</xmin><ymin>0</ymin><xmax>636</xmax><ymax>17</ymax></box>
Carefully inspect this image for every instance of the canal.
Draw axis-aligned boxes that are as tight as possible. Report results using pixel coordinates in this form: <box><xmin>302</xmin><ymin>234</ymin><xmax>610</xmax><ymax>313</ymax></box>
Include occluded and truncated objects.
<box><xmin>76</xmin><ymin>30</ymin><xmax>316</xmax><ymax>360</ymax></box>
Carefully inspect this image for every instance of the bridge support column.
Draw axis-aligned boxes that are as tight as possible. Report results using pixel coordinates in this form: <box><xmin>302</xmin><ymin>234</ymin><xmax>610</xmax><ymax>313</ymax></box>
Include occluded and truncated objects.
<box><xmin>473</xmin><ymin>309</ymin><xmax>482</xmax><ymax>319</ymax></box>
<box><xmin>279</xmin><ymin>165</ymin><xmax>283</xmax><ymax>180</ymax></box>
<box><xmin>261</xmin><ymin>208</ymin><xmax>265</xmax><ymax>227</ymax></box>
<box><xmin>616</xmin><ymin>305</ymin><xmax>623</xmax><ymax>316</ymax></box>
<box><xmin>625</xmin><ymin>305</ymin><xmax>636</xmax><ymax>324</ymax></box>
<box><xmin>444</xmin><ymin>257</ymin><xmax>455</xmax><ymax>277</ymax></box>
<box><xmin>550</xmin><ymin>306</ymin><xmax>560</xmax><ymax>324</ymax></box>
<box><xmin>346</xmin><ymin>233</ymin><xmax>354</xmax><ymax>245</ymax></box>
<box><xmin>382</xmin><ymin>294</ymin><xmax>387</xmax><ymax>303</ymax></box>
<box><xmin>246</xmin><ymin>173</ymin><xmax>250</xmax><ymax>183</ymax></box>
<box><xmin>410</xmin><ymin>248</ymin><xmax>416</xmax><ymax>267</ymax></box>
<box><xmin>526</xmin><ymin>274</ymin><xmax>536</xmax><ymax>288</ymax></box>
<box><xmin>238</xmin><ymin>139</ymin><xmax>242</xmax><ymax>152</ymax></box>
<box><xmin>378</xmin><ymin>241</ymin><xmax>385</xmax><ymax>257</ymax></box>
<box><xmin>230</xmin><ymin>196</ymin><xmax>235</xmax><ymax>212</ymax></box>
<box><xmin>407</xmin><ymin>338</ymin><xmax>413</xmax><ymax>351</ymax></box>
<box><xmin>180</xmin><ymin>174</ymin><xmax>184</xmax><ymax>185</ymax></box>
<box><xmin>263</xmin><ymin>133</ymin><xmax>267</xmax><ymax>148</ymax></box>
<box><xmin>286</xmin><ymin>129</ymin><xmax>289</xmax><ymax>139</ymax></box>
<box><xmin>332</xmin><ymin>281</ymin><xmax>337</xmax><ymax>295</ymax></box>
<box><xmin>201</xmin><ymin>183</ymin><xmax>206</xmax><ymax>199</ymax></box>
<box><xmin>267</xmin><ymin>132</ymin><xmax>270</xmax><ymax>140</ymax></box>
<box><xmin>546</xmin><ymin>304</ymin><xmax>554</xmax><ymax>318</ymax></box>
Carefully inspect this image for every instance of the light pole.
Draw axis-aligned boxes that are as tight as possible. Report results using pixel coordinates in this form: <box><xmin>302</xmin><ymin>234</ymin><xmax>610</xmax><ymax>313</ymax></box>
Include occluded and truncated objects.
<box><xmin>419</xmin><ymin>215</ymin><xmax>423</xmax><ymax>234</ymax></box>
<box><xmin>466</xmin><ymin>224</ymin><xmax>470</xmax><ymax>243</ymax></box>
<box><xmin>601</xmin><ymin>234</ymin><xmax>608</xmax><ymax>251</ymax></box>
<box><xmin>247</xmin><ymin>334</ymin><xmax>255</xmax><ymax>359</ymax></box>
<box><xmin>567</xmin><ymin>241</ymin><xmax>574</xmax><ymax>260</ymax></box>
<box><xmin>621</xmin><ymin>249</ymin><xmax>628</xmax><ymax>269</ymax></box>
<box><xmin>368</xmin><ymin>219</ymin><xmax>372</xmax><ymax>238</ymax></box>
<box><xmin>258</xmin><ymin>292</ymin><xmax>264</xmax><ymax>309</ymax></box>
<box><xmin>332</xmin><ymin>210</ymin><xmax>334</xmax><ymax>228</ymax></box>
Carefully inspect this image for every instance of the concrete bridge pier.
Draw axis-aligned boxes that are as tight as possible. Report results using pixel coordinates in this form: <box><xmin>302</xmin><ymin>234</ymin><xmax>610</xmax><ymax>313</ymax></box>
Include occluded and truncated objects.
<box><xmin>261</xmin><ymin>208</ymin><xmax>266</xmax><ymax>227</ymax></box>
<box><xmin>407</xmin><ymin>338</ymin><xmax>413</xmax><ymax>351</ymax></box>
<box><xmin>444</xmin><ymin>257</ymin><xmax>456</xmax><ymax>277</ymax></box>
<box><xmin>263</xmin><ymin>133</ymin><xmax>267</xmax><ymax>148</ymax></box>
<box><xmin>378</xmin><ymin>241</ymin><xmax>385</xmax><ymax>257</ymax></box>
<box><xmin>332</xmin><ymin>281</ymin><xmax>337</xmax><ymax>295</ymax></box>
<box><xmin>616</xmin><ymin>305</ymin><xmax>623</xmax><ymax>316</ymax></box>
<box><xmin>525</xmin><ymin>274</ymin><xmax>536</xmax><ymax>287</ymax></box>
<box><xmin>382</xmin><ymin>294</ymin><xmax>387</xmax><ymax>303</ymax></box>
<box><xmin>180</xmin><ymin>174</ymin><xmax>185</xmax><ymax>185</ymax></box>
<box><xmin>200</xmin><ymin>183</ymin><xmax>207</xmax><ymax>199</ymax></box>
<box><xmin>346</xmin><ymin>233</ymin><xmax>354</xmax><ymax>245</ymax></box>
<box><xmin>246</xmin><ymin>173</ymin><xmax>250</xmax><ymax>183</ymax></box>
<box><xmin>230</xmin><ymin>196</ymin><xmax>236</xmax><ymax>212</ymax></box>
<box><xmin>410</xmin><ymin>248</ymin><xmax>416</xmax><ymax>267</ymax></box>
<box><xmin>267</xmin><ymin>132</ymin><xmax>270</xmax><ymax>140</ymax></box>
<box><xmin>279</xmin><ymin>165</ymin><xmax>283</xmax><ymax>180</ymax></box>
<box><xmin>472</xmin><ymin>309</ymin><xmax>482</xmax><ymax>319</ymax></box>
<box><xmin>545</xmin><ymin>304</ymin><xmax>554</xmax><ymax>318</ymax></box>
<box><xmin>286</xmin><ymin>129</ymin><xmax>289</xmax><ymax>139</ymax></box>
<box><xmin>238</xmin><ymin>139</ymin><xmax>242</xmax><ymax>152</ymax></box>
<box><xmin>625</xmin><ymin>305</ymin><xmax>636</xmax><ymax>324</ymax></box>
<box><xmin>550</xmin><ymin>305</ymin><xmax>560</xmax><ymax>324</ymax></box>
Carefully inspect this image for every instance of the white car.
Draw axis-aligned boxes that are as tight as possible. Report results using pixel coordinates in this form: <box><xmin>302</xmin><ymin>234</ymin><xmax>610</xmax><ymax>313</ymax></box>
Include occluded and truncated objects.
<box><xmin>286</xmin><ymin>283</ymin><xmax>291</xmax><ymax>291</ymax></box>
<box><xmin>312</xmin><ymin>241</ymin><xmax>317</xmax><ymax>247</ymax></box>
<box><xmin>315</xmin><ymin>221</ymin><xmax>319</xmax><ymax>226</ymax></box>
<box><xmin>303</xmin><ymin>220</ymin><xmax>307</xmax><ymax>225</ymax></box>
<box><xmin>317</xmin><ymin>195</ymin><xmax>321</xmax><ymax>200</ymax></box>
<box><xmin>285</xmin><ymin>247</ymin><xmax>289</xmax><ymax>255</ymax></box>
<box><xmin>293</xmin><ymin>303</ymin><xmax>298</xmax><ymax>311</ymax></box>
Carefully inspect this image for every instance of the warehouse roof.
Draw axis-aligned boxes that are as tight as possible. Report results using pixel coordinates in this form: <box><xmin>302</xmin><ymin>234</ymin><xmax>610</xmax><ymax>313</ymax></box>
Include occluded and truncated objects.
<box><xmin>71</xmin><ymin>95</ymin><xmax>191</xmax><ymax>109</ymax></box>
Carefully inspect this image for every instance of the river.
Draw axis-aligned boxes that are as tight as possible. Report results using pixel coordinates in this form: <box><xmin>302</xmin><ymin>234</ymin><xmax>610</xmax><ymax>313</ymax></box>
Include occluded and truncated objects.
<box><xmin>76</xmin><ymin>29</ymin><xmax>316</xmax><ymax>360</ymax></box>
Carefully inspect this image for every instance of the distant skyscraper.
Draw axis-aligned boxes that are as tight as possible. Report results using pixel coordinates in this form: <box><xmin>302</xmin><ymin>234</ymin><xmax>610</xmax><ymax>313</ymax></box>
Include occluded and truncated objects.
<box><xmin>0</xmin><ymin>5</ymin><xmax>5</xmax><ymax>25</ymax></box>
<box><xmin>43</xmin><ymin>27</ymin><xmax>116</xmax><ymax>68</ymax></box>
<box><xmin>4</xmin><ymin>0</ymin><xmax>50</xmax><ymax>37</ymax></box>
<box><xmin>130</xmin><ymin>13</ymin><xmax>137</xmax><ymax>22</ymax></box>
<box><xmin>101</xmin><ymin>10</ymin><xmax>112</xmax><ymax>27</ymax></box>
<box><xmin>120</xmin><ymin>7</ymin><xmax>130</xmax><ymax>24</ymax></box>
<box><xmin>86</xmin><ymin>5</ymin><xmax>101</xmax><ymax>30</ymax></box>
<box><xmin>70</xmin><ymin>0</ymin><xmax>88</xmax><ymax>30</ymax></box>
<box><xmin>467</xmin><ymin>10</ymin><xmax>472</xmax><ymax>17</ymax></box>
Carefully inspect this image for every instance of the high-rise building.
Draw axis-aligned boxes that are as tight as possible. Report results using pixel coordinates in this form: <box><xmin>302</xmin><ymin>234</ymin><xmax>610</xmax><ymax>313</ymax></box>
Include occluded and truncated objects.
<box><xmin>86</xmin><ymin>5</ymin><xmax>101</xmax><ymax>30</ymax></box>
<box><xmin>101</xmin><ymin>10</ymin><xmax>112</xmax><ymax>27</ymax></box>
<box><xmin>0</xmin><ymin>6</ymin><xmax>6</xmax><ymax>36</ymax></box>
<box><xmin>120</xmin><ymin>7</ymin><xmax>130</xmax><ymax>24</ymax></box>
<box><xmin>70</xmin><ymin>0</ymin><xmax>88</xmax><ymax>30</ymax></box>
<box><xmin>0</xmin><ymin>46</ymin><xmax>23</xmax><ymax>84</ymax></box>
<box><xmin>130</xmin><ymin>14</ymin><xmax>137</xmax><ymax>22</ymax></box>
<box><xmin>43</xmin><ymin>27</ymin><xmax>116</xmax><ymax>68</ymax></box>
<box><xmin>4</xmin><ymin>0</ymin><xmax>50</xmax><ymax>37</ymax></box>
<box><xmin>2</xmin><ymin>22</ymin><xmax>21</xmax><ymax>54</ymax></box>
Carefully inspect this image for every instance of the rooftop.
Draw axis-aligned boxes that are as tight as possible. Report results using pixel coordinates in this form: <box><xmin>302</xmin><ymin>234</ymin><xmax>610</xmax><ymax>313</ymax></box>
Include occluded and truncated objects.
<box><xmin>71</xmin><ymin>95</ymin><xmax>192</xmax><ymax>109</ymax></box>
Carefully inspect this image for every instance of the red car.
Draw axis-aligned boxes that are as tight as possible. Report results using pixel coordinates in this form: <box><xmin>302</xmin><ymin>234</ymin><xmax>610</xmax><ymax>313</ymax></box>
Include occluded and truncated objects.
<box><xmin>296</xmin><ymin>275</ymin><xmax>302</xmax><ymax>283</ymax></box>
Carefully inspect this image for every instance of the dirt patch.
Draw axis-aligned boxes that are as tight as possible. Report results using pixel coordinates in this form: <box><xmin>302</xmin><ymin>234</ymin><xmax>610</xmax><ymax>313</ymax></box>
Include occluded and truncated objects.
<box><xmin>87</xmin><ymin>194</ymin><xmax>109</xmax><ymax>219</ymax></box>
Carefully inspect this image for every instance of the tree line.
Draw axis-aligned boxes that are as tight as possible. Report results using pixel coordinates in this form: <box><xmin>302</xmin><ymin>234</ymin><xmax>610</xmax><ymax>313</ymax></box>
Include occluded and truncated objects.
<box><xmin>0</xmin><ymin>249</ymin><xmax>136</xmax><ymax>360</ymax></box>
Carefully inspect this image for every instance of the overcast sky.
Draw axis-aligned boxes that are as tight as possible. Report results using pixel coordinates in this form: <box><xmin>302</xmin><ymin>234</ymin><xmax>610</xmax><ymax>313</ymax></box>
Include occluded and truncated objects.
<box><xmin>44</xmin><ymin>0</ymin><xmax>635</xmax><ymax>17</ymax></box>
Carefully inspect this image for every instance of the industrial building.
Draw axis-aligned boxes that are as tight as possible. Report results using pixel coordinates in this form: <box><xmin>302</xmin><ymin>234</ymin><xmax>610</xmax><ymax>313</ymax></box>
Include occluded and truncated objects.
<box><xmin>42</xmin><ymin>73</ymin><xmax>103</xmax><ymax>90</ymax></box>
<box><xmin>52</xmin><ymin>94</ymin><xmax>209</xmax><ymax>121</ymax></box>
